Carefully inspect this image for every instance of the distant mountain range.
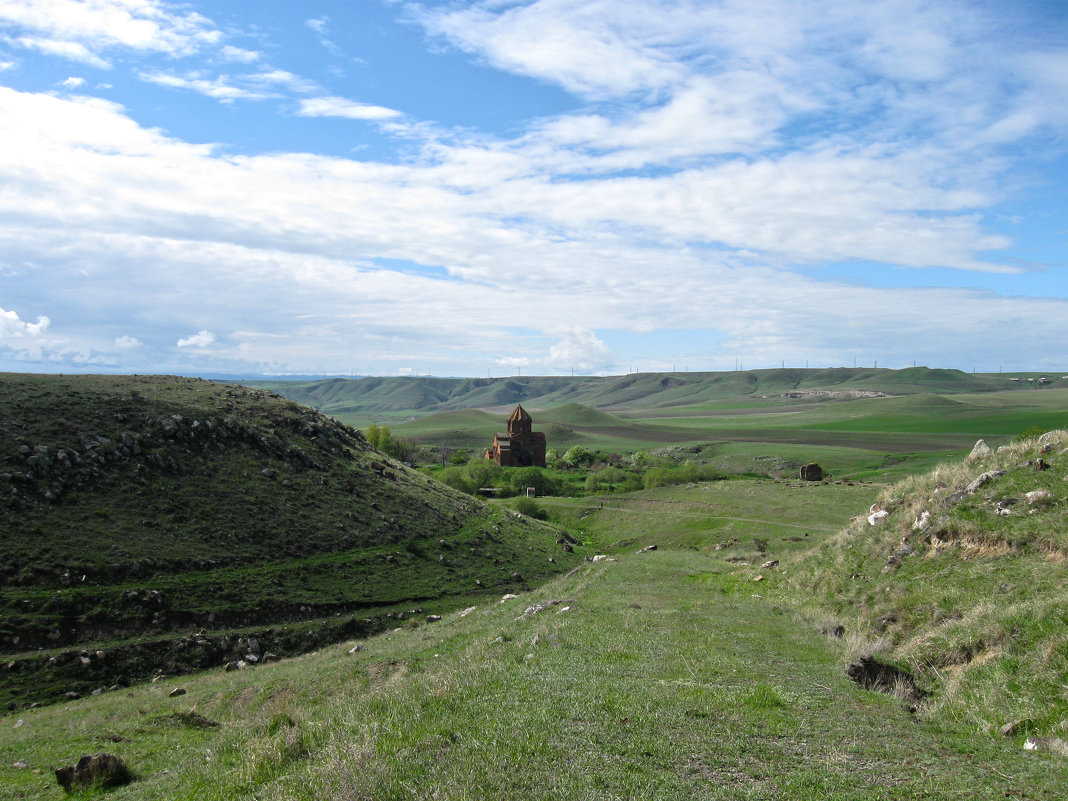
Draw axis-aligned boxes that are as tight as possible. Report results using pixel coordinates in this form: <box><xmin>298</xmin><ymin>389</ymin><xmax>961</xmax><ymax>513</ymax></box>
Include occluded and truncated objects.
<box><xmin>244</xmin><ymin>367</ymin><xmax>1059</xmax><ymax>418</ymax></box>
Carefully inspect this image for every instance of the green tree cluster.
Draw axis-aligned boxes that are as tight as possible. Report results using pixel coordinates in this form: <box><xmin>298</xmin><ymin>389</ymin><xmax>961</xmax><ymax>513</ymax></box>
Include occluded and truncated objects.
<box><xmin>365</xmin><ymin>423</ymin><xmax>412</xmax><ymax>461</ymax></box>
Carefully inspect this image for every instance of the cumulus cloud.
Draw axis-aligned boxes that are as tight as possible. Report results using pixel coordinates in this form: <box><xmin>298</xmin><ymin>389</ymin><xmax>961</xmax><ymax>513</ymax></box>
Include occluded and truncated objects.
<box><xmin>59</xmin><ymin>76</ymin><xmax>85</xmax><ymax>89</ymax></box>
<box><xmin>0</xmin><ymin>307</ymin><xmax>50</xmax><ymax>338</ymax></box>
<box><xmin>2</xmin><ymin>2</ymin><xmax>1067</xmax><ymax>375</ymax></box>
<box><xmin>177</xmin><ymin>330</ymin><xmax>216</xmax><ymax>348</ymax></box>
<box><xmin>546</xmin><ymin>327</ymin><xmax>614</xmax><ymax>373</ymax></box>
<box><xmin>114</xmin><ymin>335</ymin><xmax>143</xmax><ymax>348</ymax></box>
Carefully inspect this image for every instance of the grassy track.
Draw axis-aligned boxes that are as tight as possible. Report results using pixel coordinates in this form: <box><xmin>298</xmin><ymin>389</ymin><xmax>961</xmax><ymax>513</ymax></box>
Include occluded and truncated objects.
<box><xmin>4</xmin><ymin>549</ymin><xmax>1064</xmax><ymax>799</ymax></box>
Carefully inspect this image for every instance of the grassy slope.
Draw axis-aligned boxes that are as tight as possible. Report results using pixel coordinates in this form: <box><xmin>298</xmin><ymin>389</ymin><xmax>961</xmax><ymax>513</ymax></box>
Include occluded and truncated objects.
<box><xmin>4</xmin><ymin>485</ymin><xmax>1065</xmax><ymax>799</ymax></box>
<box><xmin>250</xmin><ymin>367</ymin><xmax>1062</xmax><ymax>422</ymax></box>
<box><xmin>0</xmin><ymin>374</ymin><xmax>584</xmax><ymax>708</ymax></box>
<box><xmin>777</xmin><ymin>431</ymin><xmax>1068</xmax><ymax>737</ymax></box>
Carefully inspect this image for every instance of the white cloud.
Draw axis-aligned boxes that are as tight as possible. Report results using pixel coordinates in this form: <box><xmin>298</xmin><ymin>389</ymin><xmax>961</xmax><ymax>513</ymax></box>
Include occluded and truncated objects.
<box><xmin>411</xmin><ymin>0</ymin><xmax>684</xmax><ymax>98</ymax></box>
<box><xmin>0</xmin><ymin>0</ymin><xmax>221</xmax><ymax>61</ymax></box>
<box><xmin>1</xmin><ymin>3</ymin><xmax>1067</xmax><ymax>375</ymax></box>
<box><xmin>138</xmin><ymin>70</ymin><xmax>275</xmax><ymax>101</ymax></box>
<box><xmin>219</xmin><ymin>44</ymin><xmax>260</xmax><ymax>63</ymax></box>
<box><xmin>59</xmin><ymin>76</ymin><xmax>85</xmax><ymax>89</ymax></box>
<box><xmin>8</xmin><ymin>35</ymin><xmax>110</xmax><ymax>68</ymax></box>
<box><xmin>0</xmin><ymin>59</ymin><xmax>14</xmax><ymax>70</ymax></box>
<box><xmin>177</xmin><ymin>330</ymin><xmax>216</xmax><ymax>348</ymax></box>
<box><xmin>114</xmin><ymin>335</ymin><xmax>142</xmax><ymax>348</ymax></box>
<box><xmin>0</xmin><ymin>307</ymin><xmax>50</xmax><ymax>338</ymax></box>
<box><xmin>297</xmin><ymin>96</ymin><xmax>401</xmax><ymax>120</ymax></box>
<box><xmin>546</xmin><ymin>327</ymin><xmax>614</xmax><ymax>372</ymax></box>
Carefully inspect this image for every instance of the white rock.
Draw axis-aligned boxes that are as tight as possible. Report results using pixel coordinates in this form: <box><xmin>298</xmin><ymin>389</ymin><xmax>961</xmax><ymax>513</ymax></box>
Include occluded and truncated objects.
<box><xmin>499</xmin><ymin>593</ymin><xmax>518</xmax><ymax>604</ymax></box>
<box><xmin>967</xmin><ymin>439</ymin><xmax>993</xmax><ymax>461</ymax></box>
<box><xmin>1026</xmin><ymin>489</ymin><xmax>1054</xmax><ymax>506</ymax></box>
<box><xmin>459</xmin><ymin>606</ymin><xmax>478</xmax><ymax>617</ymax></box>
<box><xmin>867</xmin><ymin>509</ymin><xmax>890</xmax><ymax>525</ymax></box>
<box><xmin>912</xmin><ymin>510</ymin><xmax>930</xmax><ymax>531</ymax></box>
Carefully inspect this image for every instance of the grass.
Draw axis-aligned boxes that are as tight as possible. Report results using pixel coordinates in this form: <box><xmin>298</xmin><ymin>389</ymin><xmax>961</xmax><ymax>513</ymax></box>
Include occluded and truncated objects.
<box><xmin>777</xmin><ymin>431</ymin><xmax>1068</xmax><ymax>737</ymax></box>
<box><xmin>4</xmin><ymin>547</ymin><xmax>1065</xmax><ymax>799</ymax></box>
<box><xmin>4</xmin><ymin>372</ymin><xmax>1068</xmax><ymax>798</ymax></box>
<box><xmin>0</xmin><ymin>374</ymin><xmax>585</xmax><ymax>709</ymax></box>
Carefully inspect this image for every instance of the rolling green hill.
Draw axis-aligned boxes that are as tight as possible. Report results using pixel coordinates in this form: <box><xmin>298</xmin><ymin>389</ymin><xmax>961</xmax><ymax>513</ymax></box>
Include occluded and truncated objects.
<box><xmin>247</xmin><ymin>367</ymin><xmax>1060</xmax><ymax>423</ymax></box>
<box><xmin>0</xmin><ymin>374</ymin><xmax>584</xmax><ymax>708</ymax></box>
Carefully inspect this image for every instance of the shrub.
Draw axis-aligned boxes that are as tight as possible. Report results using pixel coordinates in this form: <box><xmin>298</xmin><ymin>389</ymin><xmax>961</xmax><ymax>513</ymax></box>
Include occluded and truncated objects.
<box><xmin>513</xmin><ymin>496</ymin><xmax>548</xmax><ymax>520</ymax></box>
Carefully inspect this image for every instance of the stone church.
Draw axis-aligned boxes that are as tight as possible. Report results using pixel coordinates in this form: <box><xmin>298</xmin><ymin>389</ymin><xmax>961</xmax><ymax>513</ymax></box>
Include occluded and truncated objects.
<box><xmin>485</xmin><ymin>405</ymin><xmax>546</xmax><ymax>467</ymax></box>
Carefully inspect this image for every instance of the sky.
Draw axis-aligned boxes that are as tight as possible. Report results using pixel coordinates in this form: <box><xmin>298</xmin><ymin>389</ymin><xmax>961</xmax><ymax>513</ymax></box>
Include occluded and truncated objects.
<box><xmin>1</xmin><ymin>0</ymin><xmax>1067</xmax><ymax>378</ymax></box>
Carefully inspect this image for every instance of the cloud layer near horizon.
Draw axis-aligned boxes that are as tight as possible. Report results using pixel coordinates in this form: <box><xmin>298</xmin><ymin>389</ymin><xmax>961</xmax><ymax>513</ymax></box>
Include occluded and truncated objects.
<box><xmin>1</xmin><ymin>0</ymin><xmax>1066</xmax><ymax>375</ymax></box>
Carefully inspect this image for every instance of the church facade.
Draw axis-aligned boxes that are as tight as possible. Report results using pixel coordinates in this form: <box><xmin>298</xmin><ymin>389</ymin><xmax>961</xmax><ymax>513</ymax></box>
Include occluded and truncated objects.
<box><xmin>485</xmin><ymin>405</ymin><xmax>546</xmax><ymax>467</ymax></box>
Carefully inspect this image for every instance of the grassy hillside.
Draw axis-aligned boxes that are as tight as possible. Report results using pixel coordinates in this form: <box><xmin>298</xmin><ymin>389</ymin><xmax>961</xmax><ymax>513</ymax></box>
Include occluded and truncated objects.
<box><xmin>0</xmin><ymin>374</ymin><xmax>584</xmax><ymax>708</ymax></box>
<box><xmin>247</xmin><ymin>367</ymin><xmax>1062</xmax><ymax>423</ymax></box>
<box><xmin>4</xmin><ymin>477</ymin><xmax>1066</xmax><ymax>799</ymax></box>
<box><xmin>777</xmin><ymin>430</ymin><xmax>1068</xmax><ymax>736</ymax></box>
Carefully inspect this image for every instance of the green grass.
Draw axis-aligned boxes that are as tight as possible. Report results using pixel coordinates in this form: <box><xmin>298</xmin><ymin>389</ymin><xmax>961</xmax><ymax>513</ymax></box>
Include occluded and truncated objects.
<box><xmin>0</xmin><ymin>374</ymin><xmax>586</xmax><ymax>709</ymax></box>
<box><xmin>4</xmin><ymin>372</ymin><xmax>1068</xmax><ymax>798</ymax></box>
<box><xmin>4</xmin><ymin>548</ymin><xmax>1064</xmax><ymax>799</ymax></box>
<box><xmin>778</xmin><ymin>431</ymin><xmax>1068</xmax><ymax>737</ymax></box>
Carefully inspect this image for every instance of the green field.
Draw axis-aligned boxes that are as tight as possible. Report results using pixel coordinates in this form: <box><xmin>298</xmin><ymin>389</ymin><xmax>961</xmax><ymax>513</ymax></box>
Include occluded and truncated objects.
<box><xmin>3</xmin><ymin>371</ymin><xmax>1067</xmax><ymax>798</ymax></box>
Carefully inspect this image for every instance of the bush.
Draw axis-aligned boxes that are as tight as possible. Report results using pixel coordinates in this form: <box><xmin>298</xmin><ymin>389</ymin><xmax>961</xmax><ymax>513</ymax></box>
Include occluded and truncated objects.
<box><xmin>513</xmin><ymin>496</ymin><xmax>548</xmax><ymax>520</ymax></box>
<box><xmin>643</xmin><ymin>462</ymin><xmax>722</xmax><ymax>489</ymax></box>
<box><xmin>586</xmin><ymin>466</ymin><xmax>642</xmax><ymax>494</ymax></box>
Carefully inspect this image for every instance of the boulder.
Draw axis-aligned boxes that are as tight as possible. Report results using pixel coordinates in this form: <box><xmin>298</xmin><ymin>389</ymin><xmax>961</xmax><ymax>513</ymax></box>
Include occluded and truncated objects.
<box><xmin>964</xmin><ymin>469</ymin><xmax>1005</xmax><ymax>495</ymax></box>
<box><xmin>1026</xmin><ymin>489</ymin><xmax>1054</xmax><ymax>506</ymax></box>
<box><xmin>799</xmin><ymin>463</ymin><xmax>823</xmax><ymax>481</ymax></box>
<box><xmin>867</xmin><ymin>509</ymin><xmax>889</xmax><ymax>526</ymax></box>
<box><xmin>55</xmin><ymin>753</ymin><xmax>132</xmax><ymax>792</ymax></box>
<box><xmin>967</xmin><ymin>439</ymin><xmax>993</xmax><ymax>461</ymax></box>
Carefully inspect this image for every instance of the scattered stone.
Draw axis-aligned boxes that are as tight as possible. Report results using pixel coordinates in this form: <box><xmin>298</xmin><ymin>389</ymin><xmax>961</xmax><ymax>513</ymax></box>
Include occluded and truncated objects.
<box><xmin>426</xmin><ymin>615</ymin><xmax>442</xmax><ymax>623</ymax></box>
<box><xmin>637</xmin><ymin>544</ymin><xmax>658</xmax><ymax>553</ymax></box>
<box><xmin>169</xmin><ymin>687</ymin><xmax>186</xmax><ymax>698</ymax></box>
<box><xmin>967</xmin><ymin>439</ymin><xmax>992</xmax><ymax>461</ymax></box>
<box><xmin>224</xmin><ymin>661</ymin><xmax>238</xmax><ymax>672</ymax></box>
<box><xmin>760</xmin><ymin>560</ymin><xmax>779</xmax><ymax>569</ymax></box>
<box><xmin>1026</xmin><ymin>489</ymin><xmax>1054</xmax><ymax>506</ymax></box>
<box><xmin>236</xmin><ymin>660</ymin><xmax>248</xmax><ymax>670</ymax></box>
<box><xmin>752</xmin><ymin>574</ymin><xmax>764</xmax><ymax>582</ymax></box>
<box><xmin>244</xmin><ymin>654</ymin><xmax>259</xmax><ymax>664</ymax></box>
<box><xmin>1000</xmin><ymin>719</ymin><xmax>1034</xmax><ymax>737</ymax></box>
<box><xmin>13</xmin><ymin>761</ymin><xmax>27</xmax><ymax>769</ymax></box>
<box><xmin>1023</xmin><ymin>737</ymin><xmax>1068</xmax><ymax>757</ymax></box>
<box><xmin>520</xmin><ymin>599</ymin><xmax>573</xmax><ymax>619</ymax></box>
<box><xmin>867</xmin><ymin>509</ymin><xmax>889</xmax><ymax>526</ymax></box>
<box><xmin>14</xmin><ymin>718</ymin><xmax>26</xmax><ymax>729</ymax></box>
<box><xmin>55</xmin><ymin>753</ymin><xmax>132</xmax><ymax>792</ymax></box>
<box><xmin>348</xmin><ymin>644</ymin><xmax>365</xmax><ymax>654</ymax></box>
<box><xmin>591</xmin><ymin>554</ymin><xmax>616</xmax><ymax>562</ymax></box>
<box><xmin>1034</xmin><ymin>458</ymin><xmax>1050</xmax><ymax>471</ymax></box>
<box><xmin>499</xmin><ymin>594</ymin><xmax>518</xmax><ymax>604</ymax></box>
<box><xmin>799</xmin><ymin>463</ymin><xmax>823</xmax><ymax>481</ymax></box>
<box><xmin>459</xmin><ymin>606</ymin><xmax>477</xmax><ymax>617</ymax></box>
<box><xmin>912</xmin><ymin>510</ymin><xmax>930</xmax><ymax>531</ymax></box>
<box><xmin>964</xmin><ymin>469</ymin><xmax>1006</xmax><ymax>495</ymax></box>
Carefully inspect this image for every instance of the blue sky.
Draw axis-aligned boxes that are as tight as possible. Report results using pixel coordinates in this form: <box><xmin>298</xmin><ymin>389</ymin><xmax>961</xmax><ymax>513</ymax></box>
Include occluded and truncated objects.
<box><xmin>1</xmin><ymin>0</ymin><xmax>1067</xmax><ymax>377</ymax></box>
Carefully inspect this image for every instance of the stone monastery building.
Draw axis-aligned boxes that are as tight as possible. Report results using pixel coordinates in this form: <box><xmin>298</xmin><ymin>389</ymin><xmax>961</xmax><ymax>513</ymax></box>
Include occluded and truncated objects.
<box><xmin>485</xmin><ymin>405</ymin><xmax>546</xmax><ymax>468</ymax></box>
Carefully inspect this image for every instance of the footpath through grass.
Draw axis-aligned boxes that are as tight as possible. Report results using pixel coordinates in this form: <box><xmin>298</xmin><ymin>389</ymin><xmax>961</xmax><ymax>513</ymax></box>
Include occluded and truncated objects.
<box><xmin>4</xmin><ymin>548</ymin><xmax>1064</xmax><ymax>799</ymax></box>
